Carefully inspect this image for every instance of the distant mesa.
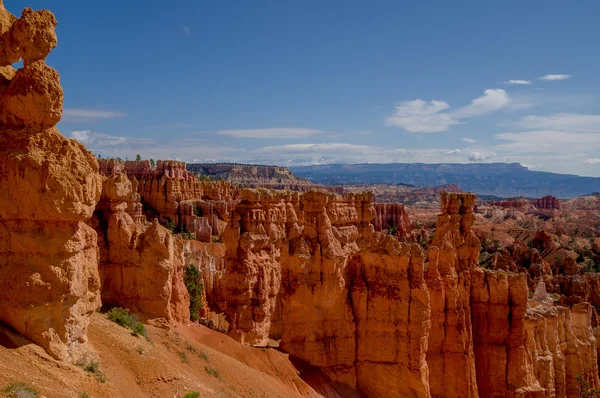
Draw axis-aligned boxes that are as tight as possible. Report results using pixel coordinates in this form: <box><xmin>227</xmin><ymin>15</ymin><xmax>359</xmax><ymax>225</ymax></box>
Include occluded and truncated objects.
<box><xmin>290</xmin><ymin>162</ymin><xmax>600</xmax><ymax>198</ymax></box>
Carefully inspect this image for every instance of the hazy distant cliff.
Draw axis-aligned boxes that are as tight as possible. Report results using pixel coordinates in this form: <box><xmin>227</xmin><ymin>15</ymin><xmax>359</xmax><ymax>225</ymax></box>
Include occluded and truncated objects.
<box><xmin>187</xmin><ymin>163</ymin><xmax>332</xmax><ymax>192</ymax></box>
<box><xmin>290</xmin><ymin>163</ymin><xmax>600</xmax><ymax>198</ymax></box>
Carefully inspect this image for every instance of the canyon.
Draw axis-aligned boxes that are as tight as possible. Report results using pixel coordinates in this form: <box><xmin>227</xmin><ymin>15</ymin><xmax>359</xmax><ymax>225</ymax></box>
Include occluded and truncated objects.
<box><xmin>2</xmin><ymin>3</ymin><xmax>600</xmax><ymax>398</ymax></box>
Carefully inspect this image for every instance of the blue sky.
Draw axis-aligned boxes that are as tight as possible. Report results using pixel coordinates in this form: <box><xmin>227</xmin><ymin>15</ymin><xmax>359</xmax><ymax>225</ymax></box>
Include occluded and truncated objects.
<box><xmin>6</xmin><ymin>0</ymin><xmax>600</xmax><ymax>176</ymax></box>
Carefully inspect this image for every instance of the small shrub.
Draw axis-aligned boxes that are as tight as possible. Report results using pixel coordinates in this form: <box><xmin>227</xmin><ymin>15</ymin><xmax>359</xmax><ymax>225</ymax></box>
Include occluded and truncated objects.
<box><xmin>76</xmin><ymin>358</ymin><xmax>107</xmax><ymax>383</ymax></box>
<box><xmin>184</xmin><ymin>265</ymin><xmax>204</xmax><ymax>322</ymax></box>
<box><xmin>576</xmin><ymin>374</ymin><xmax>599</xmax><ymax>397</ymax></box>
<box><xmin>79</xmin><ymin>393</ymin><xmax>91</xmax><ymax>398</ymax></box>
<box><xmin>185</xmin><ymin>342</ymin><xmax>198</xmax><ymax>354</ymax></box>
<box><xmin>136</xmin><ymin>346</ymin><xmax>145</xmax><ymax>355</ymax></box>
<box><xmin>106</xmin><ymin>307</ymin><xmax>147</xmax><ymax>337</ymax></box>
<box><xmin>2</xmin><ymin>382</ymin><xmax>39</xmax><ymax>398</ymax></box>
<box><xmin>200</xmin><ymin>350</ymin><xmax>209</xmax><ymax>362</ymax></box>
<box><xmin>183</xmin><ymin>392</ymin><xmax>200</xmax><ymax>398</ymax></box>
<box><xmin>205</xmin><ymin>365</ymin><xmax>220</xmax><ymax>378</ymax></box>
<box><xmin>179</xmin><ymin>350</ymin><xmax>188</xmax><ymax>364</ymax></box>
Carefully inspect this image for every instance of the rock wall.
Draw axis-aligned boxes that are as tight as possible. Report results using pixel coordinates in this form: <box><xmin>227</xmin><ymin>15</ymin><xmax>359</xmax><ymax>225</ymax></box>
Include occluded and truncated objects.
<box><xmin>92</xmin><ymin>174</ymin><xmax>190</xmax><ymax>326</ymax></box>
<box><xmin>533</xmin><ymin>195</ymin><xmax>560</xmax><ymax>210</ymax></box>
<box><xmin>202</xmin><ymin>190</ymin><xmax>600</xmax><ymax>397</ymax></box>
<box><xmin>372</xmin><ymin>202</ymin><xmax>411</xmax><ymax>239</ymax></box>
<box><xmin>0</xmin><ymin>4</ymin><xmax>102</xmax><ymax>362</ymax></box>
<box><xmin>472</xmin><ymin>274</ymin><xmax>600</xmax><ymax>397</ymax></box>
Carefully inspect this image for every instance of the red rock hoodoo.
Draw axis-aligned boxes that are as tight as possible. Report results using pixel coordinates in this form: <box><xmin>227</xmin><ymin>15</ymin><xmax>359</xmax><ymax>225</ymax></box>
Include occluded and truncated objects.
<box><xmin>0</xmin><ymin>4</ymin><xmax>102</xmax><ymax>362</ymax></box>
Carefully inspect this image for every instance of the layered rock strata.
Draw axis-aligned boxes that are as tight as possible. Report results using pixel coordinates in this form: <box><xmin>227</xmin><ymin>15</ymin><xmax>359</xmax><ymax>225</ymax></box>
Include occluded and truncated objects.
<box><xmin>0</xmin><ymin>3</ymin><xmax>102</xmax><ymax>361</ymax></box>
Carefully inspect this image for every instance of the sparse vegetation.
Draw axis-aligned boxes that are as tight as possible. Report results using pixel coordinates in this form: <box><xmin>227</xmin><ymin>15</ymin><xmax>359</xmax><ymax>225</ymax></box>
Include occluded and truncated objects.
<box><xmin>184</xmin><ymin>264</ymin><xmax>204</xmax><ymax>322</ymax></box>
<box><xmin>576</xmin><ymin>374</ymin><xmax>599</xmax><ymax>397</ymax></box>
<box><xmin>200</xmin><ymin>350</ymin><xmax>209</xmax><ymax>362</ymax></box>
<box><xmin>205</xmin><ymin>365</ymin><xmax>220</xmax><ymax>378</ymax></box>
<box><xmin>76</xmin><ymin>358</ymin><xmax>107</xmax><ymax>383</ymax></box>
<box><xmin>106</xmin><ymin>307</ymin><xmax>147</xmax><ymax>337</ymax></box>
<box><xmin>136</xmin><ymin>346</ymin><xmax>145</xmax><ymax>355</ymax></box>
<box><xmin>79</xmin><ymin>392</ymin><xmax>91</xmax><ymax>398</ymax></box>
<box><xmin>178</xmin><ymin>350</ymin><xmax>188</xmax><ymax>363</ymax></box>
<box><xmin>183</xmin><ymin>393</ymin><xmax>200</xmax><ymax>398</ymax></box>
<box><xmin>2</xmin><ymin>382</ymin><xmax>39</xmax><ymax>398</ymax></box>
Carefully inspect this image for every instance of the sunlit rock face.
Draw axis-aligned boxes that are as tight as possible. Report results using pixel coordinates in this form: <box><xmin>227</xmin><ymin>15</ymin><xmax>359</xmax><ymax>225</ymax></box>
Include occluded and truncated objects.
<box><xmin>0</xmin><ymin>3</ymin><xmax>102</xmax><ymax>362</ymax></box>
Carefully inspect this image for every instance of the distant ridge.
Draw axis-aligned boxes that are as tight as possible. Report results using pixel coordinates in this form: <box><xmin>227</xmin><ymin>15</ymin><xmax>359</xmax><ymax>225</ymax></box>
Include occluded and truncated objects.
<box><xmin>290</xmin><ymin>163</ymin><xmax>600</xmax><ymax>199</ymax></box>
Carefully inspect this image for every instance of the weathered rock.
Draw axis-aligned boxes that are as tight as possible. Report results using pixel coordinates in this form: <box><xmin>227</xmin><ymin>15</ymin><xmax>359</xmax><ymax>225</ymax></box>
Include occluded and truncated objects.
<box><xmin>94</xmin><ymin>174</ymin><xmax>190</xmax><ymax>326</ymax></box>
<box><xmin>471</xmin><ymin>269</ymin><xmax>600</xmax><ymax>397</ymax></box>
<box><xmin>372</xmin><ymin>202</ymin><xmax>411</xmax><ymax>239</ymax></box>
<box><xmin>0</xmin><ymin>3</ymin><xmax>101</xmax><ymax>362</ymax></box>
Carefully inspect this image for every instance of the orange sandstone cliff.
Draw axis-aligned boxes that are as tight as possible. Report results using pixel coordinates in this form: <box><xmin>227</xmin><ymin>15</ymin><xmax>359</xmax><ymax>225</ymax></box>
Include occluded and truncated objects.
<box><xmin>0</xmin><ymin>3</ymin><xmax>102</xmax><ymax>362</ymax></box>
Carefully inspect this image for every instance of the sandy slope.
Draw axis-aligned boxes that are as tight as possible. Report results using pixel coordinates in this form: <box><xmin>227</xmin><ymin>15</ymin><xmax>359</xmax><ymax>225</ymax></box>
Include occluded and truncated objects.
<box><xmin>0</xmin><ymin>313</ymin><xmax>333</xmax><ymax>398</ymax></box>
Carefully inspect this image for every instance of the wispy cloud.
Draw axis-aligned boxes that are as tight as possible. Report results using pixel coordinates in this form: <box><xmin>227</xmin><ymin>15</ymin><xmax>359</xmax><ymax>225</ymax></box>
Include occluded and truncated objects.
<box><xmin>71</xmin><ymin>130</ymin><xmax>153</xmax><ymax>148</ymax></box>
<box><xmin>63</xmin><ymin>108</ymin><xmax>124</xmax><ymax>121</ymax></box>
<box><xmin>386</xmin><ymin>89</ymin><xmax>511</xmax><ymax>133</ymax></box>
<box><xmin>68</xmin><ymin>130</ymin><xmax>239</xmax><ymax>160</ymax></box>
<box><xmin>216</xmin><ymin>128</ymin><xmax>322</xmax><ymax>139</ymax></box>
<box><xmin>507</xmin><ymin>79</ymin><xmax>532</xmax><ymax>85</ymax></box>
<box><xmin>584</xmin><ymin>158</ymin><xmax>600</xmax><ymax>164</ymax></box>
<box><xmin>514</xmin><ymin>113</ymin><xmax>600</xmax><ymax>133</ymax></box>
<box><xmin>539</xmin><ymin>74</ymin><xmax>571</xmax><ymax>81</ymax></box>
<box><xmin>495</xmin><ymin>130</ymin><xmax>600</xmax><ymax>153</ymax></box>
<box><xmin>182</xmin><ymin>25</ymin><xmax>191</xmax><ymax>36</ymax></box>
<box><xmin>251</xmin><ymin>143</ymin><xmax>467</xmax><ymax>165</ymax></box>
<box><xmin>462</xmin><ymin>137</ymin><xmax>477</xmax><ymax>144</ymax></box>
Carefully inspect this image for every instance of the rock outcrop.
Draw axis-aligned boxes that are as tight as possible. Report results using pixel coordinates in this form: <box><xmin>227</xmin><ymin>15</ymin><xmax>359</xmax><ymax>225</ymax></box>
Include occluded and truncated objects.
<box><xmin>201</xmin><ymin>190</ymin><xmax>600</xmax><ymax>397</ymax></box>
<box><xmin>533</xmin><ymin>195</ymin><xmax>560</xmax><ymax>210</ymax></box>
<box><xmin>0</xmin><ymin>3</ymin><xmax>102</xmax><ymax>362</ymax></box>
<box><xmin>187</xmin><ymin>162</ymin><xmax>344</xmax><ymax>193</ymax></box>
<box><xmin>92</xmin><ymin>173</ymin><xmax>190</xmax><ymax>326</ymax></box>
<box><xmin>372</xmin><ymin>202</ymin><xmax>411</xmax><ymax>239</ymax></box>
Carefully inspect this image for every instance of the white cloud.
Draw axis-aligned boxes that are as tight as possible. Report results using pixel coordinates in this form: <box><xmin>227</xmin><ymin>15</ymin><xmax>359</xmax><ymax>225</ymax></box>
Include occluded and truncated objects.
<box><xmin>68</xmin><ymin>130</ymin><xmax>238</xmax><ymax>161</ymax></box>
<box><xmin>440</xmin><ymin>149</ymin><xmax>461</xmax><ymax>155</ymax></box>
<box><xmin>495</xmin><ymin>130</ymin><xmax>600</xmax><ymax>153</ymax></box>
<box><xmin>507</xmin><ymin>79</ymin><xmax>532</xmax><ymax>85</ymax></box>
<box><xmin>63</xmin><ymin>108</ymin><xmax>124</xmax><ymax>121</ymax></box>
<box><xmin>452</xmin><ymin>89</ymin><xmax>510</xmax><ymax>118</ymax></box>
<box><xmin>468</xmin><ymin>151</ymin><xmax>497</xmax><ymax>162</ymax></box>
<box><xmin>462</xmin><ymin>137</ymin><xmax>477</xmax><ymax>144</ymax></box>
<box><xmin>539</xmin><ymin>74</ymin><xmax>571</xmax><ymax>81</ymax></box>
<box><xmin>251</xmin><ymin>143</ymin><xmax>470</xmax><ymax>165</ymax></box>
<box><xmin>386</xmin><ymin>89</ymin><xmax>511</xmax><ymax>133</ymax></box>
<box><xmin>583</xmin><ymin>158</ymin><xmax>600</xmax><ymax>164</ymax></box>
<box><xmin>216</xmin><ymin>128</ymin><xmax>322</xmax><ymax>139</ymax></box>
<box><xmin>514</xmin><ymin>113</ymin><xmax>600</xmax><ymax>133</ymax></box>
<box><xmin>385</xmin><ymin>99</ymin><xmax>461</xmax><ymax>133</ymax></box>
<box><xmin>71</xmin><ymin>130</ymin><xmax>129</xmax><ymax>147</ymax></box>
<box><xmin>182</xmin><ymin>25</ymin><xmax>191</xmax><ymax>35</ymax></box>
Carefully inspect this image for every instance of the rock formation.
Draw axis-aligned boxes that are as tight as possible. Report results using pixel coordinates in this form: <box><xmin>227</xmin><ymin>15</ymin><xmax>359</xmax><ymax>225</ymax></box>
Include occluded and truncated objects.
<box><xmin>200</xmin><ymin>190</ymin><xmax>600</xmax><ymax>397</ymax></box>
<box><xmin>533</xmin><ymin>195</ymin><xmax>560</xmax><ymax>210</ymax></box>
<box><xmin>0</xmin><ymin>3</ymin><xmax>102</xmax><ymax>361</ymax></box>
<box><xmin>372</xmin><ymin>202</ymin><xmax>411</xmax><ymax>239</ymax></box>
<box><xmin>92</xmin><ymin>173</ymin><xmax>190</xmax><ymax>326</ymax></box>
<box><xmin>187</xmin><ymin>162</ymin><xmax>343</xmax><ymax>193</ymax></box>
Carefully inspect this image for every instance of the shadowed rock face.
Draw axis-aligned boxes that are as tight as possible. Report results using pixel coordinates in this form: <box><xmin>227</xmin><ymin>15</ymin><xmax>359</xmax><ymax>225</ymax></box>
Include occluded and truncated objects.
<box><xmin>0</xmin><ymin>4</ymin><xmax>102</xmax><ymax>362</ymax></box>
